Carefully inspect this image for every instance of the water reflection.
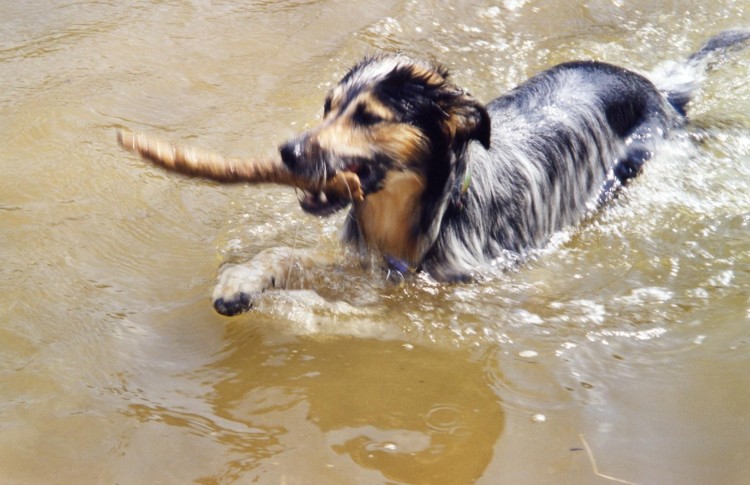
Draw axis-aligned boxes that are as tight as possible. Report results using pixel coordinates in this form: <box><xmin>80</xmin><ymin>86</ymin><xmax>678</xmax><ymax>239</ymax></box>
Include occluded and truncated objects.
<box><xmin>201</xmin><ymin>332</ymin><xmax>504</xmax><ymax>483</ymax></box>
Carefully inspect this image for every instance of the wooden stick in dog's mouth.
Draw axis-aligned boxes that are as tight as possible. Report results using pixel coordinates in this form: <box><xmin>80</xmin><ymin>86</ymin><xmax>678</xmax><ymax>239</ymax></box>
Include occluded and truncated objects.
<box><xmin>116</xmin><ymin>129</ymin><xmax>364</xmax><ymax>203</ymax></box>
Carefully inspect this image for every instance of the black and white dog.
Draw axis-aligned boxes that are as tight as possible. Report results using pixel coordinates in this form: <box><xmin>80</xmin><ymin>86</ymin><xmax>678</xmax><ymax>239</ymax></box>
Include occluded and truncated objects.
<box><xmin>212</xmin><ymin>30</ymin><xmax>749</xmax><ymax>315</ymax></box>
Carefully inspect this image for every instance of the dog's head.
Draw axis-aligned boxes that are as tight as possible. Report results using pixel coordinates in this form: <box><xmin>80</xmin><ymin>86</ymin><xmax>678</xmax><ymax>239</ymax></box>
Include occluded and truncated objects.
<box><xmin>280</xmin><ymin>54</ymin><xmax>490</xmax><ymax>263</ymax></box>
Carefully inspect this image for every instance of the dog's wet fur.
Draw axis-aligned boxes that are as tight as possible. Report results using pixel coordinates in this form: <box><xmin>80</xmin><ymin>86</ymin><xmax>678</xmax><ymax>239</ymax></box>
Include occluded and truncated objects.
<box><xmin>213</xmin><ymin>30</ymin><xmax>750</xmax><ymax>316</ymax></box>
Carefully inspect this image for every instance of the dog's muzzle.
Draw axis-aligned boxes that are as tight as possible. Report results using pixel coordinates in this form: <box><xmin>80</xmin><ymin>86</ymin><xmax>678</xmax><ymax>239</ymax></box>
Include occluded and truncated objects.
<box><xmin>279</xmin><ymin>136</ymin><xmax>353</xmax><ymax>216</ymax></box>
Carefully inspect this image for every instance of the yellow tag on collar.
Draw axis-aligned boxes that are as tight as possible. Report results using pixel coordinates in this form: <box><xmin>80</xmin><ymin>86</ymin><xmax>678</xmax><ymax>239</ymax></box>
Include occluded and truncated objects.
<box><xmin>460</xmin><ymin>168</ymin><xmax>472</xmax><ymax>194</ymax></box>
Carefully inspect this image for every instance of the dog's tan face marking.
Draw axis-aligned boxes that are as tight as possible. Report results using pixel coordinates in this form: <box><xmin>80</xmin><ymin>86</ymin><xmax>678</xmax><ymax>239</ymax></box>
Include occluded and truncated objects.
<box><xmin>325</xmin><ymin>89</ymin><xmax>393</xmax><ymax>123</ymax></box>
<box><xmin>317</xmin><ymin>90</ymin><xmax>426</xmax><ymax>166</ymax></box>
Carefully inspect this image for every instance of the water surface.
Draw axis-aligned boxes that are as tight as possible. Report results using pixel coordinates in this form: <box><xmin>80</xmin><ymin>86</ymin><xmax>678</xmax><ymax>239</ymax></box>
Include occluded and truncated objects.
<box><xmin>1</xmin><ymin>1</ymin><xmax>749</xmax><ymax>483</ymax></box>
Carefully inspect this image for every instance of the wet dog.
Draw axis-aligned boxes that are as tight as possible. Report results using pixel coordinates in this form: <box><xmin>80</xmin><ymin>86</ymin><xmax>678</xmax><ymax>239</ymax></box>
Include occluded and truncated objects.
<box><xmin>213</xmin><ymin>30</ymin><xmax>750</xmax><ymax>316</ymax></box>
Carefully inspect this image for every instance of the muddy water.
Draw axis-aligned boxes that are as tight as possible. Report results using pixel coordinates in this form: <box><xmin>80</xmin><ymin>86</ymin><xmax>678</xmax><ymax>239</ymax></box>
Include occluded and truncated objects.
<box><xmin>2</xmin><ymin>1</ymin><xmax>750</xmax><ymax>483</ymax></box>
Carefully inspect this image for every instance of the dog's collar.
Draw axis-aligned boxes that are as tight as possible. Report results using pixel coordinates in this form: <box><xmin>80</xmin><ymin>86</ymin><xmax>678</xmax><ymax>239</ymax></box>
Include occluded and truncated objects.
<box><xmin>385</xmin><ymin>255</ymin><xmax>412</xmax><ymax>281</ymax></box>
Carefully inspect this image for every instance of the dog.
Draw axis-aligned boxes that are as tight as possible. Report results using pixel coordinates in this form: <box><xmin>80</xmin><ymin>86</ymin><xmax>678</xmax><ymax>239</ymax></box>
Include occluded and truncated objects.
<box><xmin>212</xmin><ymin>30</ymin><xmax>750</xmax><ymax>316</ymax></box>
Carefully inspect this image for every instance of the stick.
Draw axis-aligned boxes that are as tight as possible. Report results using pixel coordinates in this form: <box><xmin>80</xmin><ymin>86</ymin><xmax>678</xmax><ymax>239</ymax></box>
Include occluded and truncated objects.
<box><xmin>579</xmin><ymin>434</ymin><xmax>640</xmax><ymax>485</ymax></box>
<box><xmin>116</xmin><ymin>129</ymin><xmax>363</xmax><ymax>202</ymax></box>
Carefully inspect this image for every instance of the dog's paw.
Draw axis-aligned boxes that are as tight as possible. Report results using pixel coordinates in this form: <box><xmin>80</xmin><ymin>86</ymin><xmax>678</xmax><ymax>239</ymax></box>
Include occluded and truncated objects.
<box><xmin>211</xmin><ymin>264</ymin><xmax>276</xmax><ymax>316</ymax></box>
<box><xmin>213</xmin><ymin>292</ymin><xmax>255</xmax><ymax>316</ymax></box>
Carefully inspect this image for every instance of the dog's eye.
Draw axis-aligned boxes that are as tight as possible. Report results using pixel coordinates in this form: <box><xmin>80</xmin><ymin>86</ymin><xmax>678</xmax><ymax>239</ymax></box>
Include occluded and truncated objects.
<box><xmin>353</xmin><ymin>104</ymin><xmax>384</xmax><ymax>126</ymax></box>
<box><xmin>323</xmin><ymin>97</ymin><xmax>332</xmax><ymax>116</ymax></box>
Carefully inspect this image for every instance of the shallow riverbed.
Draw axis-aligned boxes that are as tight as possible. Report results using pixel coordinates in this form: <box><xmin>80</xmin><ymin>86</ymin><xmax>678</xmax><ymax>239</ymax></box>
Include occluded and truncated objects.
<box><xmin>1</xmin><ymin>1</ymin><xmax>749</xmax><ymax>483</ymax></box>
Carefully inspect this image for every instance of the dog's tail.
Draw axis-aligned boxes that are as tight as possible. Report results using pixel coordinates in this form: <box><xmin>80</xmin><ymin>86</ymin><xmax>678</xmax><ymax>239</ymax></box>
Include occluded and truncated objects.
<box><xmin>649</xmin><ymin>29</ymin><xmax>750</xmax><ymax>115</ymax></box>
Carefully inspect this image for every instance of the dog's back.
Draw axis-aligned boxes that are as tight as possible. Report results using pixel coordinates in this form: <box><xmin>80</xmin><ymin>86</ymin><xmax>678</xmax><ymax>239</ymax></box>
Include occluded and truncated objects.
<box><xmin>423</xmin><ymin>31</ymin><xmax>750</xmax><ymax>279</ymax></box>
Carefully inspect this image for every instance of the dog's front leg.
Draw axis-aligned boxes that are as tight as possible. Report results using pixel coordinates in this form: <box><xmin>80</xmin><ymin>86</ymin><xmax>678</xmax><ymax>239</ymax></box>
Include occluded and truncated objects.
<box><xmin>211</xmin><ymin>247</ymin><xmax>329</xmax><ymax>316</ymax></box>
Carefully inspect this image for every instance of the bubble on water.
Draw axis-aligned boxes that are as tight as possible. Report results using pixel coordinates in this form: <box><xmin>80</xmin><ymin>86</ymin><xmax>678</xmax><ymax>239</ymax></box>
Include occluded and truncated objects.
<box><xmin>425</xmin><ymin>404</ymin><xmax>466</xmax><ymax>434</ymax></box>
<box><xmin>532</xmin><ymin>413</ymin><xmax>546</xmax><ymax>423</ymax></box>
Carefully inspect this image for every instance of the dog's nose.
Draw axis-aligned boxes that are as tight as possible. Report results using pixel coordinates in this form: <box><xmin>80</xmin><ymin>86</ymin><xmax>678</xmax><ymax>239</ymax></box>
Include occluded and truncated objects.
<box><xmin>279</xmin><ymin>139</ymin><xmax>302</xmax><ymax>169</ymax></box>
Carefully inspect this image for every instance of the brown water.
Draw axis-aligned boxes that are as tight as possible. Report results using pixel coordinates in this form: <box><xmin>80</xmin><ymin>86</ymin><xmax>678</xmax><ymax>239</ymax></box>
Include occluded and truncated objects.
<box><xmin>2</xmin><ymin>1</ymin><xmax>750</xmax><ymax>483</ymax></box>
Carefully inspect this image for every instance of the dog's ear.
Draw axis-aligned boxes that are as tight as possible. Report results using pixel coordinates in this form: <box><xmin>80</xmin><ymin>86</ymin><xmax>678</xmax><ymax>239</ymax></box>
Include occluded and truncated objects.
<box><xmin>378</xmin><ymin>59</ymin><xmax>491</xmax><ymax>149</ymax></box>
<box><xmin>441</xmin><ymin>91</ymin><xmax>491</xmax><ymax>150</ymax></box>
